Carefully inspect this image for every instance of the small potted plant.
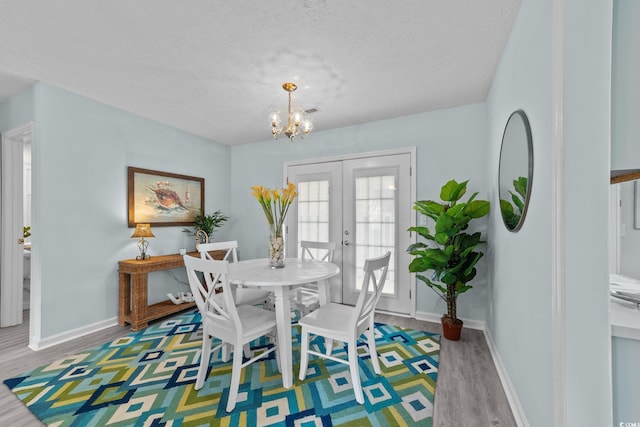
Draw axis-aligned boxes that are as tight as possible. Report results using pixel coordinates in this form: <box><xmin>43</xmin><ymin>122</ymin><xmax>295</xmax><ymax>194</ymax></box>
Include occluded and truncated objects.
<box><xmin>407</xmin><ymin>179</ymin><xmax>490</xmax><ymax>340</ymax></box>
<box><xmin>183</xmin><ymin>210</ymin><xmax>229</xmax><ymax>244</ymax></box>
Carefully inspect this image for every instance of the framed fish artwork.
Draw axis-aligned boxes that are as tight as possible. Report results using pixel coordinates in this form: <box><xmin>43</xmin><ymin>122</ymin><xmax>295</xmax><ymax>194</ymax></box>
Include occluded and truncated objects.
<box><xmin>127</xmin><ymin>167</ymin><xmax>204</xmax><ymax>227</ymax></box>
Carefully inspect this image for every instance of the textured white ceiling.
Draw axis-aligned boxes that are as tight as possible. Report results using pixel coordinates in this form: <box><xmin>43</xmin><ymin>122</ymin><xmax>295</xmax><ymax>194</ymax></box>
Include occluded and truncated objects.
<box><xmin>0</xmin><ymin>0</ymin><xmax>520</xmax><ymax>145</ymax></box>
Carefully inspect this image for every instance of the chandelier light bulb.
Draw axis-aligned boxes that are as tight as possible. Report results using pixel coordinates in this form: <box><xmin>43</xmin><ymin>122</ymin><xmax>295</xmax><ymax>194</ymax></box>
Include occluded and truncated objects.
<box><xmin>301</xmin><ymin>116</ymin><xmax>313</xmax><ymax>134</ymax></box>
<box><xmin>269</xmin><ymin>108</ymin><xmax>281</xmax><ymax>126</ymax></box>
<box><xmin>291</xmin><ymin>109</ymin><xmax>304</xmax><ymax>127</ymax></box>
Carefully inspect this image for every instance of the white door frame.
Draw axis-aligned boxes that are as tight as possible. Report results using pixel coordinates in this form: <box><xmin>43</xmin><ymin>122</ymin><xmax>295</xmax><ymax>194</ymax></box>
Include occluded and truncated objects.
<box><xmin>284</xmin><ymin>147</ymin><xmax>417</xmax><ymax>318</ymax></box>
<box><xmin>1</xmin><ymin>122</ymin><xmax>32</xmax><ymax>327</ymax></box>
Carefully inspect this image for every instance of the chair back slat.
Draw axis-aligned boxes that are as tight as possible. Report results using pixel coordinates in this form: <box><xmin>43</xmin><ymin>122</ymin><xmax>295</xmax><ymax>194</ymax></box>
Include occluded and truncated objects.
<box><xmin>300</xmin><ymin>241</ymin><xmax>337</xmax><ymax>262</ymax></box>
<box><xmin>197</xmin><ymin>241</ymin><xmax>239</xmax><ymax>294</ymax></box>
<box><xmin>352</xmin><ymin>252</ymin><xmax>391</xmax><ymax>329</ymax></box>
<box><xmin>196</xmin><ymin>240</ymin><xmax>239</xmax><ymax>263</ymax></box>
<box><xmin>183</xmin><ymin>255</ymin><xmax>240</xmax><ymax>330</ymax></box>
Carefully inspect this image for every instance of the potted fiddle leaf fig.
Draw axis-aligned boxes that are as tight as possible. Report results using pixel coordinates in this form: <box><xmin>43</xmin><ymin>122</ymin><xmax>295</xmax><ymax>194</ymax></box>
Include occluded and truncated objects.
<box><xmin>407</xmin><ymin>179</ymin><xmax>490</xmax><ymax>341</ymax></box>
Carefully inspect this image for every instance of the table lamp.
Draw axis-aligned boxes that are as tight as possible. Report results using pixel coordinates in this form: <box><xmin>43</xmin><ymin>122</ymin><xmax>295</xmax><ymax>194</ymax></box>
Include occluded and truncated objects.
<box><xmin>131</xmin><ymin>223</ymin><xmax>155</xmax><ymax>260</ymax></box>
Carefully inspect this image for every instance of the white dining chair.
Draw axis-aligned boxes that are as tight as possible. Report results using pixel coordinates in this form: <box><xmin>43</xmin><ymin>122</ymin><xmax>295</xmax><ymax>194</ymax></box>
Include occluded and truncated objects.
<box><xmin>298</xmin><ymin>251</ymin><xmax>391</xmax><ymax>404</ymax></box>
<box><xmin>290</xmin><ymin>241</ymin><xmax>337</xmax><ymax>317</ymax></box>
<box><xmin>183</xmin><ymin>255</ymin><xmax>279</xmax><ymax>412</ymax></box>
<box><xmin>197</xmin><ymin>240</ymin><xmax>274</xmax><ymax>360</ymax></box>
<box><xmin>197</xmin><ymin>241</ymin><xmax>272</xmax><ymax>308</ymax></box>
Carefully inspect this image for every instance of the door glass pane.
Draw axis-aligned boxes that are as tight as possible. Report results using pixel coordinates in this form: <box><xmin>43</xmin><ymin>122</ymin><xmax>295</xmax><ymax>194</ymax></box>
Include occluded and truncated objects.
<box><xmin>354</xmin><ymin>175</ymin><xmax>395</xmax><ymax>294</ymax></box>
<box><xmin>381</xmin><ymin>175</ymin><xmax>395</xmax><ymax>198</ymax></box>
<box><xmin>297</xmin><ymin>179</ymin><xmax>330</xmax><ymax>259</ymax></box>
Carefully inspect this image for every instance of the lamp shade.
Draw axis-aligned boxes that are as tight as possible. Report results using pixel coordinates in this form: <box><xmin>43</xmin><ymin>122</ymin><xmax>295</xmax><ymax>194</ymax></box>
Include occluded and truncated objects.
<box><xmin>131</xmin><ymin>223</ymin><xmax>155</xmax><ymax>238</ymax></box>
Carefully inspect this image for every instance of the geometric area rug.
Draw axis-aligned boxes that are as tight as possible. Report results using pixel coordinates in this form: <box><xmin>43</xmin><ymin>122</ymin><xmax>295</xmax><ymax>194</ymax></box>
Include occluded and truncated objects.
<box><xmin>3</xmin><ymin>310</ymin><xmax>440</xmax><ymax>426</ymax></box>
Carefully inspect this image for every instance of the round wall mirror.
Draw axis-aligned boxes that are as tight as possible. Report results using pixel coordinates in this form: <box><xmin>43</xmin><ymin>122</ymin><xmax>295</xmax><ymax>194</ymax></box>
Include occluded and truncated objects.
<box><xmin>498</xmin><ymin>110</ymin><xmax>533</xmax><ymax>232</ymax></box>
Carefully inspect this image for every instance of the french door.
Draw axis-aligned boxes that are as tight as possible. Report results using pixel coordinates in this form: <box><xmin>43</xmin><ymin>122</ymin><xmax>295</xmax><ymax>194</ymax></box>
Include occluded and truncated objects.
<box><xmin>286</xmin><ymin>152</ymin><xmax>413</xmax><ymax>314</ymax></box>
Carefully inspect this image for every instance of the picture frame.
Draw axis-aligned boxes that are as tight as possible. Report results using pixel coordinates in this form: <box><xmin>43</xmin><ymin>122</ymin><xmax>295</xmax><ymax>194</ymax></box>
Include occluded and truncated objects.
<box><xmin>128</xmin><ymin>167</ymin><xmax>204</xmax><ymax>227</ymax></box>
<box><xmin>635</xmin><ymin>181</ymin><xmax>640</xmax><ymax>230</ymax></box>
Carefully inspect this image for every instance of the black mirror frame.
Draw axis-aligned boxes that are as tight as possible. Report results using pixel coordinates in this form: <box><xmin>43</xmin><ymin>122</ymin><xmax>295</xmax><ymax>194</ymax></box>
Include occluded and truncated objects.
<box><xmin>498</xmin><ymin>110</ymin><xmax>534</xmax><ymax>232</ymax></box>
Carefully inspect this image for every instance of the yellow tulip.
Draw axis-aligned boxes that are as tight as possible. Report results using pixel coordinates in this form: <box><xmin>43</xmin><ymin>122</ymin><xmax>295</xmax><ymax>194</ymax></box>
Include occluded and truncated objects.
<box><xmin>251</xmin><ymin>183</ymin><xmax>297</xmax><ymax>228</ymax></box>
<box><xmin>251</xmin><ymin>186</ymin><xmax>263</xmax><ymax>200</ymax></box>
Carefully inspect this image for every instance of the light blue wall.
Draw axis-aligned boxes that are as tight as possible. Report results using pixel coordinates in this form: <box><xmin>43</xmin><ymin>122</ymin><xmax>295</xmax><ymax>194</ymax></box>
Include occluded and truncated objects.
<box><xmin>0</xmin><ymin>85</ymin><xmax>34</xmax><ymax>132</ymax></box>
<box><xmin>27</xmin><ymin>83</ymin><xmax>230</xmax><ymax>339</ymax></box>
<box><xmin>486</xmin><ymin>2</ymin><xmax>553</xmax><ymax>425</ymax></box>
<box><xmin>487</xmin><ymin>0</ymin><xmax>612</xmax><ymax>425</ymax></box>
<box><xmin>611</xmin><ymin>0</ymin><xmax>640</xmax><ymax>171</ymax></box>
<box><xmin>612</xmin><ymin>337</ymin><xmax>640</xmax><ymax>423</ymax></box>
<box><xmin>610</xmin><ymin>1</ymin><xmax>640</xmax><ymax>425</ymax></box>
<box><xmin>229</xmin><ymin>103</ymin><xmax>490</xmax><ymax>321</ymax></box>
<box><xmin>564</xmin><ymin>1</ymin><xmax>612</xmax><ymax>425</ymax></box>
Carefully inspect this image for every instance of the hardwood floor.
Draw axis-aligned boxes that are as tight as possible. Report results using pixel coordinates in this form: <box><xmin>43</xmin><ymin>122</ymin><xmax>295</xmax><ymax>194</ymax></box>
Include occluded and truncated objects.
<box><xmin>0</xmin><ymin>311</ymin><xmax>517</xmax><ymax>426</ymax></box>
<box><xmin>375</xmin><ymin>314</ymin><xmax>517</xmax><ymax>427</ymax></box>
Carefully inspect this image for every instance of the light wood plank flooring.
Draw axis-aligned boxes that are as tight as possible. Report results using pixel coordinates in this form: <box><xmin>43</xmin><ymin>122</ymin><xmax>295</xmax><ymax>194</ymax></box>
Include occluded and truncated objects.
<box><xmin>376</xmin><ymin>313</ymin><xmax>517</xmax><ymax>427</ymax></box>
<box><xmin>0</xmin><ymin>311</ymin><xmax>517</xmax><ymax>426</ymax></box>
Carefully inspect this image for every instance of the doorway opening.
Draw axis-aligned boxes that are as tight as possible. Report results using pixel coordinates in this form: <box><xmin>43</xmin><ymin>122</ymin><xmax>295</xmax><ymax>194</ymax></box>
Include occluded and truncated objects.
<box><xmin>1</xmin><ymin>122</ymin><xmax>33</xmax><ymax>329</ymax></box>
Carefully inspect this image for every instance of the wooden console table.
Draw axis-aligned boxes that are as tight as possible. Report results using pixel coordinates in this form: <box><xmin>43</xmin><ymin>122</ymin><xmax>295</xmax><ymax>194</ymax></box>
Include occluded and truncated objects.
<box><xmin>118</xmin><ymin>251</ymin><xmax>224</xmax><ymax>330</ymax></box>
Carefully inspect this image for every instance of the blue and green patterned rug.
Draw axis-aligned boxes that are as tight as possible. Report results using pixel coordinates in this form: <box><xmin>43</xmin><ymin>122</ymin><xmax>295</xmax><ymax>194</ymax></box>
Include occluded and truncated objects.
<box><xmin>3</xmin><ymin>310</ymin><xmax>440</xmax><ymax>426</ymax></box>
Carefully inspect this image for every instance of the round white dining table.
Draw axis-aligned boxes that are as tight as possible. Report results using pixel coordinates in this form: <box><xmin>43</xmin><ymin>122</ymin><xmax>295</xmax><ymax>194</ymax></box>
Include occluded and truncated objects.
<box><xmin>227</xmin><ymin>258</ymin><xmax>340</xmax><ymax>388</ymax></box>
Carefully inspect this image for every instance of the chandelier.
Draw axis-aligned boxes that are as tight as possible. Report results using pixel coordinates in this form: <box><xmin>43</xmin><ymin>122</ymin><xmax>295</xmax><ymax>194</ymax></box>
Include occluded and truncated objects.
<box><xmin>269</xmin><ymin>82</ymin><xmax>313</xmax><ymax>142</ymax></box>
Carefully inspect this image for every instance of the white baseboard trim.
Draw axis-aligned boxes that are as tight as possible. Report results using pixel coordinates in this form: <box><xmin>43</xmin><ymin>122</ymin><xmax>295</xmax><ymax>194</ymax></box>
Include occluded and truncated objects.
<box><xmin>414</xmin><ymin>310</ymin><xmax>485</xmax><ymax>330</ymax></box>
<box><xmin>482</xmin><ymin>328</ymin><xmax>530</xmax><ymax>427</ymax></box>
<box><xmin>415</xmin><ymin>310</ymin><xmax>528</xmax><ymax>426</ymax></box>
<box><xmin>29</xmin><ymin>317</ymin><xmax>119</xmax><ymax>351</ymax></box>
<box><xmin>376</xmin><ymin>308</ymin><xmax>411</xmax><ymax>318</ymax></box>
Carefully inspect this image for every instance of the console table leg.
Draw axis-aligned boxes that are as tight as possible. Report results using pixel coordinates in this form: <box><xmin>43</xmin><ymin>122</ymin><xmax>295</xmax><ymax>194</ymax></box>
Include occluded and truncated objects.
<box><xmin>130</xmin><ymin>273</ymin><xmax>149</xmax><ymax>331</ymax></box>
<box><xmin>118</xmin><ymin>272</ymin><xmax>130</xmax><ymax>326</ymax></box>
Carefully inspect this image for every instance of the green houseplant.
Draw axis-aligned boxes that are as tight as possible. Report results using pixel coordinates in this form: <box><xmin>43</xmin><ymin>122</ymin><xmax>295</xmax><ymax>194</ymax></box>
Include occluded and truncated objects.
<box><xmin>499</xmin><ymin>176</ymin><xmax>528</xmax><ymax>230</ymax></box>
<box><xmin>407</xmin><ymin>179</ymin><xmax>490</xmax><ymax>340</ymax></box>
<box><xmin>183</xmin><ymin>210</ymin><xmax>229</xmax><ymax>243</ymax></box>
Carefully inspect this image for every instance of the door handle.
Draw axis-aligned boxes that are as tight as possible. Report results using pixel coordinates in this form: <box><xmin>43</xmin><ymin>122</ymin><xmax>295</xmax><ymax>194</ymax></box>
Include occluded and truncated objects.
<box><xmin>343</xmin><ymin>230</ymin><xmax>351</xmax><ymax>246</ymax></box>
<box><xmin>18</xmin><ymin>238</ymin><xmax>24</xmax><ymax>245</ymax></box>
